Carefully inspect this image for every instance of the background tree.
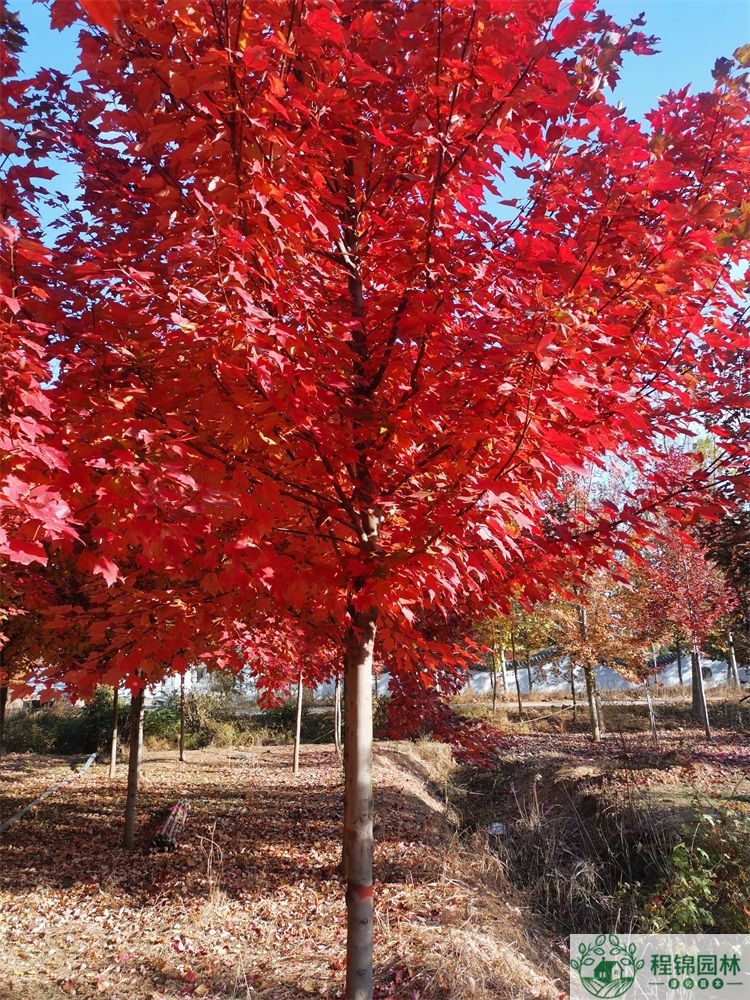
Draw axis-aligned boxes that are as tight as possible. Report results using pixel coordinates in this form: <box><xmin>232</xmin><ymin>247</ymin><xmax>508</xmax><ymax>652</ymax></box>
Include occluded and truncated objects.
<box><xmin>702</xmin><ymin>507</ymin><xmax>750</xmax><ymax>670</ymax></box>
<box><xmin>644</xmin><ymin>530</ymin><xmax>735</xmax><ymax>739</ymax></box>
<box><xmin>609</xmin><ymin>562</ymin><xmax>671</xmax><ymax>739</ymax></box>
<box><xmin>548</xmin><ymin>577</ymin><xmax>611</xmax><ymax>740</ymax></box>
<box><xmin>476</xmin><ymin>617</ymin><xmax>510</xmax><ymax>712</ymax></box>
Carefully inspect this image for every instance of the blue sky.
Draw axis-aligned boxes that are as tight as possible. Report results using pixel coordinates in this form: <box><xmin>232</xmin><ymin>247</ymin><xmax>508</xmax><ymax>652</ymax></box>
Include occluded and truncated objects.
<box><xmin>607</xmin><ymin>0</ymin><xmax>749</xmax><ymax>118</ymax></box>
<box><xmin>19</xmin><ymin>0</ymin><xmax>749</xmax><ymax>94</ymax></box>
<box><xmin>14</xmin><ymin>0</ymin><xmax>750</xmax><ymax>212</ymax></box>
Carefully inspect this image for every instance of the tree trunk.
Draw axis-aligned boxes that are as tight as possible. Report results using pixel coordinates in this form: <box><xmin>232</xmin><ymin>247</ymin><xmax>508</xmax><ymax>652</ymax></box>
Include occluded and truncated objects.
<box><xmin>726</xmin><ymin>631</ymin><xmax>739</xmax><ymax>687</ymax></box>
<box><xmin>0</xmin><ymin>683</ymin><xmax>8</xmax><ymax>751</ymax></box>
<box><xmin>691</xmin><ymin>646</ymin><xmax>701</xmax><ymax>715</ymax></box>
<box><xmin>333</xmin><ymin>674</ymin><xmax>343</xmax><ymax>758</ymax></box>
<box><xmin>179</xmin><ymin>672</ymin><xmax>185</xmax><ymax>763</ymax></box>
<box><xmin>293</xmin><ymin>668</ymin><xmax>304</xmax><ymax>776</ymax></box>
<box><xmin>123</xmin><ymin>689</ymin><xmax>145</xmax><ymax>849</ymax></box>
<box><xmin>525</xmin><ymin>646</ymin><xmax>533</xmax><ymax>694</ymax></box>
<box><xmin>691</xmin><ymin>645</ymin><xmax>711</xmax><ymax>740</ymax></box>
<box><xmin>584</xmin><ymin>665</ymin><xmax>601</xmax><ymax>742</ymax></box>
<box><xmin>577</xmin><ymin>606</ymin><xmax>601</xmax><ymax>738</ymax></box>
<box><xmin>490</xmin><ymin>641</ymin><xmax>498</xmax><ymax>713</ymax></box>
<box><xmin>109</xmin><ymin>685</ymin><xmax>120</xmax><ymax>779</ymax></box>
<box><xmin>675</xmin><ymin>637</ymin><xmax>684</xmax><ymax>686</ymax></box>
<box><xmin>644</xmin><ymin>683</ymin><xmax>658</xmax><ymax>742</ymax></box>
<box><xmin>343</xmin><ymin>607</ymin><xmax>377</xmax><ymax>1000</ymax></box>
<box><xmin>499</xmin><ymin>644</ymin><xmax>508</xmax><ymax>693</ymax></box>
<box><xmin>510</xmin><ymin>627</ymin><xmax>522</xmax><ymax>718</ymax></box>
<box><xmin>569</xmin><ymin>662</ymin><xmax>577</xmax><ymax>721</ymax></box>
<box><xmin>594</xmin><ymin>685</ymin><xmax>605</xmax><ymax>734</ymax></box>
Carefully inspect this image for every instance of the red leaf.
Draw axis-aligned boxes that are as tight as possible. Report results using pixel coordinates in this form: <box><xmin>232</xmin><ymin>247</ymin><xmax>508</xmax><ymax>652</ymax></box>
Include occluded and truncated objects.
<box><xmin>307</xmin><ymin>7</ymin><xmax>346</xmax><ymax>46</ymax></box>
<box><xmin>4</xmin><ymin>537</ymin><xmax>48</xmax><ymax>566</ymax></box>
<box><xmin>77</xmin><ymin>552</ymin><xmax>121</xmax><ymax>586</ymax></box>
<box><xmin>78</xmin><ymin>0</ymin><xmax>122</xmax><ymax>34</ymax></box>
<box><xmin>1</xmin><ymin>294</ymin><xmax>21</xmax><ymax>315</ymax></box>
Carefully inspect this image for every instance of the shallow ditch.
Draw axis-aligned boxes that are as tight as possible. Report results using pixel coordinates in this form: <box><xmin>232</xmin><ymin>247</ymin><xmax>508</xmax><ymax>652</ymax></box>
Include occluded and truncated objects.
<box><xmin>452</xmin><ymin>758</ymin><xmax>681</xmax><ymax>935</ymax></box>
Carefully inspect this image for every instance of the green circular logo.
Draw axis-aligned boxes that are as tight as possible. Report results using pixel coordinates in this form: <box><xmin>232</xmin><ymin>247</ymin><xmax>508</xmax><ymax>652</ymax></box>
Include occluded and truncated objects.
<box><xmin>571</xmin><ymin>935</ymin><xmax>644</xmax><ymax>998</ymax></box>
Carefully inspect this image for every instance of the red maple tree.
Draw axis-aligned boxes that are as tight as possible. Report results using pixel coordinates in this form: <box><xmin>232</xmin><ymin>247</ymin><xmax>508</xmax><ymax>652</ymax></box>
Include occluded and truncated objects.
<box><xmin>0</xmin><ymin>18</ymin><xmax>77</xmax><ymax>568</ymax></box>
<box><xmin>643</xmin><ymin>527</ymin><xmax>735</xmax><ymax>738</ymax></box>
<box><xmin>4</xmin><ymin>1</ymin><xmax>749</xmax><ymax>994</ymax></box>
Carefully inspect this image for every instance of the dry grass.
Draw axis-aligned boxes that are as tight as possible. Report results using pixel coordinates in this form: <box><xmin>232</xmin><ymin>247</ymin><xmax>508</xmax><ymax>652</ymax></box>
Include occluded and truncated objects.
<box><xmin>0</xmin><ymin>743</ymin><xmax>564</xmax><ymax>1000</ymax></box>
<box><xmin>451</xmin><ymin>728</ymin><xmax>750</xmax><ymax>938</ymax></box>
<box><xmin>380</xmin><ymin>831</ymin><xmax>564</xmax><ymax>999</ymax></box>
<box><xmin>456</xmin><ymin>688</ymin><xmax>750</xmax><ymax>738</ymax></box>
<box><xmin>646</xmin><ymin>681</ymin><xmax>745</xmax><ymax>702</ymax></box>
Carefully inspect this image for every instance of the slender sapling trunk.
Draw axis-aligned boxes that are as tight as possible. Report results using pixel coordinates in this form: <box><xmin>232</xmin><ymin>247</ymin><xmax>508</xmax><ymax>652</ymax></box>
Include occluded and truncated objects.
<box><xmin>510</xmin><ymin>627</ymin><xmax>522</xmax><ymax>718</ymax></box>
<box><xmin>726</xmin><ymin>631</ymin><xmax>739</xmax><ymax>687</ymax></box>
<box><xmin>334</xmin><ymin>673</ymin><xmax>343</xmax><ymax>758</ymax></box>
<box><xmin>569</xmin><ymin>662</ymin><xmax>577</xmax><ymax>721</ymax></box>
<box><xmin>293</xmin><ymin>668</ymin><xmax>304</xmax><ymax>775</ymax></box>
<box><xmin>577</xmin><ymin>606</ymin><xmax>601</xmax><ymax>739</ymax></box>
<box><xmin>594</xmin><ymin>685</ymin><xmax>605</xmax><ymax>734</ymax></box>
<box><xmin>644</xmin><ymin>682</ymin><xmax>658</xmax><ymax>742</ymax></box>
<box><xmin>691</xmin><ymin>646</ymin><xmax>701</xmax><ymax>716</ymax></box>
<box><xmin>343</xmin><ymin>607</ymin><xmax>377</xmax><ymax>1000</ymax></box>
<box><xmin>179</xmin><ymin>672</ymin><xmax>185</xmax><ymax>763</ymax></box>
<box><xmin>675</xmin><ymin>637</ymin><xmax>684</xmax><ymax>686</ymax></box>
<box><xmin>109</xmin><ymin>684</ymin><xmax>120</xmax><ymax>779</ymax></box>
<box><xmin>584</xmin><ymin>664</ymin><xmax>601</xmax><ymax>742</ymax></box>
<box><xmin>490</xmin><ymin>639</ymin><xmax>498</xmax><ymax>713</ymax></box>
<box><xmin>0</xmin><ymin>683</ymin><xmax>7</xmax><ymax>751</ymax></box>
<box><xmin>526</xmin><ymin>645</ymin><xmax>533</xmax><ymax>694</ymax></box>
<box><xmin>691</xmin><ymin>644</ymin><xmax>711</xmax><ymax>740</ymax></box>
<box><xmin>123</xmin><ymin>689</ymin><xmax>145</xmax><ymax>848</ymax></box>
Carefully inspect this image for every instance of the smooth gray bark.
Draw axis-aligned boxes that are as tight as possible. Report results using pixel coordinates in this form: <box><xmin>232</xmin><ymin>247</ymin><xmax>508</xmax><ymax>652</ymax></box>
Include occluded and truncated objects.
<box><xmin>691</xmin><ymin>647</ymin><xmax>701</xmax><ymax>715</ymax></box>
<box><xmin>179</xmin><ymin>673</ymin><xmax>185</xmax><ymax>763</ymax></box>
<box><xmin>490</xmin><ymin>641</ymin><xmax>499</xmax><ymax>712</ymax></box>
<box><xmin>584</xmin><ymin>664</ymin><xmax>601</xmax><ymax>742</ymax></box>
<box><xmin>644</xmin><ymin>683</ymin><xmax>658</xmax><ymax>741</ymax></box>
<box><xmin>577</xmin><ymin>606</ymin><xmax>601</xmax><ymax>740</ymax></box>
<box><xmin>499</xmin><ymin>644</ymin><xmax>508</xmax><ymax>693</ymax></box>
<box><xmin>0</xmin><ymin>684</ymin><xmax>7</xmax><ymax>752</ymax></box>
<box><xmin>569</xmin><ymin>663</ymin><xmax>577</xmax><ymax>721</ymax></box>
<box><xmin>293</xmin><ymin>669</ymin><xmax>304</xmax><ymax>775</ymax></box>
<box><xmin>343</xmin><ymin>607</ymin><xmax>377</xmax><ymax>1000</ymax></box>
<box><xmin>123</xmin><ymin>689</ymin><xmax>144</xmax><ymax>849</ymax></box>
<box><xmin>510</xmin><ymin>627</ymin><xmax>522</xmax><ymax>717</ymax></box>
<box><xmin>526</xmin><ymin>646</ymin><xmax>533</xmax><ymax>694</ymax></box>
<box><xmin>334</xmin><ymin>673</ymin><xmax>343</xmax><ymax>758</ymax></box>
<box><xmin>726</xmin><ymin>631</ymin><xmax>739</xmax><ymax>687</ymax></box>
<box><xmin>691</xmin><ymin>646</ymin><xmax>711</xmax><ymax>740</ymax></box>
<box><xmin>109</xmin><ymin>685</ymin><xmax>119</xmax><ymax>779</ymax></box>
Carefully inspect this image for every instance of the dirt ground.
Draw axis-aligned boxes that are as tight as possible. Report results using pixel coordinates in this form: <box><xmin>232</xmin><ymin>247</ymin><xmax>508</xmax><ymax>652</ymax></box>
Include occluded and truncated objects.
<box><xmin>0</xmin><ymin>744</ymin><xmax>563</xmax><ymax>1000</ymax></box>
<box><xmin>504</xmin><ymin>727</ymin><xmax>750</xmax><ymax>785</ymax></box>
<box><xmin>487</xmin><ymin>727</ymin><xmax>750</xmax><ymax>831</ymax></box>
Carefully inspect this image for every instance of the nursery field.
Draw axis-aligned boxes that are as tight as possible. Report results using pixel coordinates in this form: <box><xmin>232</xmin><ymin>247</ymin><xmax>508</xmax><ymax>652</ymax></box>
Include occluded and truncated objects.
<box><xmin>0</xmin><ymin>744</ymin><xmax>562</xmax><ymax>1000</ymax></box>
<box><xmin>2</xmin><ymin>719</ymin><xmax>750</xmax><ymax>1000</ymax></box>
